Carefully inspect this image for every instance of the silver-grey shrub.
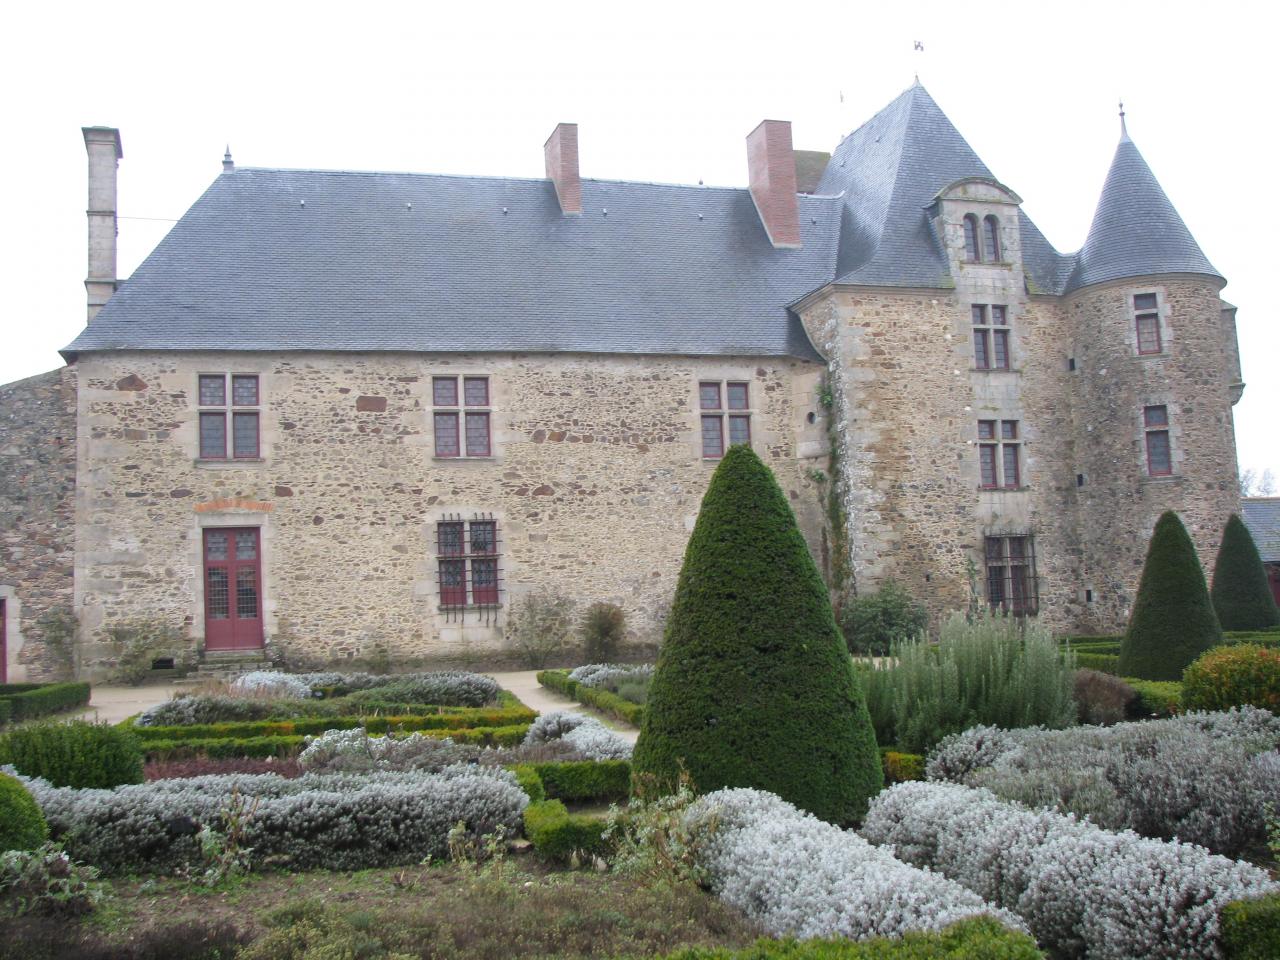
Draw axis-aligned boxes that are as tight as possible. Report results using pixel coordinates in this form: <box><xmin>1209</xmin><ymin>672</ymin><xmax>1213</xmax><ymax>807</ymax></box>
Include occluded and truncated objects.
<box><xmin>926</xmin><ymin>707</ymin><xmax>1280</xmax><ymax>855</ymax></box>
<box><xmin>298</xmin><ymin>728</ymin><xmax>480</xmax><ymax>773</ymax></box>
<box><xmin>683</xmin><ymin>788</ymin><xmax>1025</xmax><ymax>941</ymax></box>
<box><xmin>18</xmin><ymin>766</ymin><xmax>526</xmax><ymax>875</ymax></box>
<box><xmin>862</xmin><ymin>612</ymin><xmax>1076</xmax><ymax>754</ymax></box>
<box><xmin>567</xmin><ymin>663</ymin><xmax>654</xmax><ymax>689</ymax></box>
<box><xmin>230</xmin><ymin>670</ymin><xmax>500</xmax><ymax>706</ymax></box>
<box><xmin>862</xmin><ymin>781</ymin><xmax>1278</xmax><ymax>960</ymax></box>
<box><xmin>135</xmin><ymin>693</ymin><xmax>332</xmax><ymax>727</ymax></box>
<box><xmin>523</xmin><ymin>711</ymin><xmax>632</xmax><ymax>760</ymax></box>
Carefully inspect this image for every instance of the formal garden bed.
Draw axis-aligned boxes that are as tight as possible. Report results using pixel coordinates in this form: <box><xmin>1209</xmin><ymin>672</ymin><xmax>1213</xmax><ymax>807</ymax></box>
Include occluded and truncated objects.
<box><xmin>4</xmin><ymin>453</ymin><xmax>1280</xmax><ymax>958</ymax></box>
<box><xmin>0</xmin><ymin>681</ymin><xmax>90</xmax><ymax>725</ymax></box>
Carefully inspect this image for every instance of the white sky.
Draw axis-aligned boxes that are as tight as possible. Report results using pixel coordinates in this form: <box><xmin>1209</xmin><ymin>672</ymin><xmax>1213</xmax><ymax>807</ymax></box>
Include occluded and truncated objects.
<box><xmin>2</xmin><ymin>0</ymin><xmax>1275</xmax><ymax>478</ymax></box>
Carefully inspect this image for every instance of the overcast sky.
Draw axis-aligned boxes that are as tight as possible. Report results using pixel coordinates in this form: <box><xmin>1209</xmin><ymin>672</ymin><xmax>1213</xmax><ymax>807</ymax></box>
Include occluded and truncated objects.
<box><xmin>3</xmin><ymin>1</ymin><xmax>1274</xmax><ymax>480</ymax></box>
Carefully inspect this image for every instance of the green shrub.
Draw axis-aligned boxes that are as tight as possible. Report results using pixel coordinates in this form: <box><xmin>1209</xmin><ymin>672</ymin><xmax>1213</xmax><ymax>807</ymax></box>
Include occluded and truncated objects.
<box><xmin>129</xmin><ymin>706</ymin><xmax>535</xmax><ymax>742</ymax></box>
<box><xmin>140</xmin><ymin>723</ymin><xmax>530</xmax><ymax>761</ymax></box>
<box><xmin>511</xmin><ymin>764</ymin><xmax>546</xmax><ymax>802</ymax></box>
<box><xmin>0</xmin><ymin>720</ymin><xmax>143</xmax><ymax>788</ymax></box>
<box><xmin>1182</xmin><ymin>644</ymin><xmax>1280</xmax><ymax>713</ymax></box>
<box><xmin>0</xmin><ymin>683</ymin><xmax>91</xmax><ymax>725</ymax></box>
<box><xmin>656</xmin><ymin>917</ymin><xmax>1044</xmax><ymax>958</ymax></box>
<box><xmin>1119</xmin><ymin>511</ymin><xmax>1223</xmax><ymax>680</ymax></box>
<box><xmin>1123</xmin><ymin>678</ymin><xmax>1182</xmax><ymax>718</ymax></box>
<box><xmin>1211</xmin><ymin>514</ymin><xmax>1280</xmax><ymax>632</ymax></box>
<box><xmin>632</xmin><ymin>445</ymin><xmax>882</xmax><ymax>825</ymax></box>
<box><xmin>880</xmin><ymin>751</ymin><xmax>924</xmax><ymax>784</ymax></box>
<box><xmin>1221</xmin><ymin>894</ymin><xmax>1280</xmax><ymax>960</ymax></box>
<box><xmin>521</xmin><ymin>799</ymin><xmax>610</xmax><ymax>862</ymax></box>
<box><xmin>582</xmin><ymin>602</ymin><xmax>626</xmax><ymax>662</ymax></box>
<box><xmin>839</xmin><ymin>580</ymin><xmax>928</xmax><ymax>656</ymax></box>
<box><xmin>506</xmin><ymin>589</ymin><xmax>576</xmax><ymax>668</ymax></box>
<box><xmin>0</xmin><ymin>842</ymin><xmax>103</xmax><ymax>917</ymax></box>
<box><xmin>616</xmin><ymin>679</ymin><xmax>650</xmax><ymax>705</ymax></box>
<box><xmin>531</xmin><ymin>760</ymin><xmax>632</xmax><ymax>802</ymax></box>
<box><xmin>863</xmin><ymin>612</ymin><xmax>1077</xmax><ymax>755</ymax></box>
<box><xmin>1073</xmin><ymin>669</ymin><xmax>1136</xmax><ymax>725</ymax></box>
<box><xmin>537</xmin><ymin>669</ymin><xmax>645</xmax><ymax>725</ymax></box>
<box><xmin>0</xmin><ymin>772</ymin><xmax>48</xmax><ymax>852</ymax></box>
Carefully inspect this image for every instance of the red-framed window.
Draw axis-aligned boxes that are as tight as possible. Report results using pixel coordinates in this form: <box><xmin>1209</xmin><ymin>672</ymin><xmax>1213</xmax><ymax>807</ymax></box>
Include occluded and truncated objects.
<box><xmin>972</xmin><ymin>304</ymin><xmax>1011</xmax><ymax>371</ymax></box>
<box><xmin>433</xmin><ymin>375</ymin><xmax>491</xmax><ymax>457</ymax></box>
<box><xmin>982</xmin><ymin>215</ymin><xmax>1001</xmax><ymax>262</ymax></box>
<box><xmin>1134</xmin><ymin>293</ymin><xmax>1163</xmax><ymax>355</ymax></box>
<box><xmin>986</xmin><ymin>535</ymin><xmax>1038</xmax><ymax>616</ymax></box>
<box><xmin>699</xmin><ymin>380</ymin><xmax>751</xmax><ymax>459</ymax></box>
<box><xmin>978</xmin><ymin>419</ymin><xmax>1021</xmax><ymax>489</ymax></box>
<box><xmin>198</xmin><ymin>374</ymin><xmax>259</xmax><ymax>459</ymax></box>
<box><xmin>963</xmin><ymin>215</ymin><xmax>980</xmax><ymax>262</ymax></box>
<box><xmin>435</xmin><ymin>516</ymin><xmax>501</xmax><ymax>608</ymax></box>
<box><xmin>1144</xmin><ymin>405</ymin><xmax>1172</xmax><ymax>476</ymax></box>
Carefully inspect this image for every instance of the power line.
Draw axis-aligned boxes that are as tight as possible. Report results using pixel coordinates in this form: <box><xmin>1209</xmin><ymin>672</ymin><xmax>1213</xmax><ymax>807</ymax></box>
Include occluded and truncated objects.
<box><xmin>119</xmin><ymin>215</ymin><xmax>179</xmax><ymax>222</ymax></box>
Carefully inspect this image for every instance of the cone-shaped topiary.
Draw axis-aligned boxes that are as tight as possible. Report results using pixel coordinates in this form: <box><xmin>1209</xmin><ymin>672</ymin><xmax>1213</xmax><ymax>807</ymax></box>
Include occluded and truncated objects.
<box><xmin>1211</xmin><ymin>513</ymin><xmax>1280</xmax><ymax>631</ymax></box>
<box><xmin>1118</xmin><ymin>510</ymin><xmax>1223</xmax><ymax>681</ymax></box>
<box><xmin>631</xmin><ymin>445</ymin><xmax>882</xmax><ymax>824</ymax></box>
<box><xmin>0</xmin><ymin>771</ymin><xmax>48</xmax><ymax>852</ymax></box>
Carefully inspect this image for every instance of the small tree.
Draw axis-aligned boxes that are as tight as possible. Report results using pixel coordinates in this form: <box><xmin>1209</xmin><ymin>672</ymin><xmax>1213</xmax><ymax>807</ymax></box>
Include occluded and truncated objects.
<box><xmin>840</xmin><ymin>580</ymin><xmax>928</xmax><ymax>656</ymax></box>
<box><xmin>632</xmin><ymin>445</ymin><xmax>882</xmax><ymax>825</ymax></box>
<box><xmin>1210</xmin><ymin>514</ymin><xmax>1280</xmax><ymax>631</ymax></box>
<box><xmin>581</xmin><ymin>602</ymin><xmax>626</xmax><ymax>662</ymax></box>
<box><xmin>1117</xmin><ymin>511</ymin><xmax>1222</xmax><ymax>681</ymax></box>
<box><xmin>505</xmin><ymin>589</ymin><xmax>576</xmax><ymax>668</ymax></box>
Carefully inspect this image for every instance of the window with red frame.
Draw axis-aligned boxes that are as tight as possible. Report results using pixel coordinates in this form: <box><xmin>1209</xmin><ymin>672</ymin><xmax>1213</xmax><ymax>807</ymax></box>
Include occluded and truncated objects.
<box><xmin>436</xmin><ymin>516</ymin><xmax>501</xmax><ymax>608</ymax></box>
<box><xmin>985</xmin><ymin>535</ymin><xmax>1038</xmax><ymax>615</ymax></box>
<box><xmin>1134</xmin><ymin>293</ymin><xmax>1163</xmax><ymax>355</ymax></box>
<box><xmin>198</xmin><ymin>374</ymin><xmax>259</xmax><ymax>459</ymax></box>
<box><xmin>1144</xmin><ymin>405</ymin><xmax>1173</xmax><ymax>476</ymax></box>
<box><xmin>699</xmin><ymin>380</ymin><xmax>751</xmax><ymax>458</ymax></box>
<box><xmin>972</xmin><ymin>304</ymin><xmax>1011</xmax><ymax>371</ymax></box>
<box><xmin>978</xmin><ymin>419</ymin><xmax>1021</xmax><ymax>488</ymax></box>
<box><xmin>434</xmin><ymin>375</ymin><xmax>491</xmax><ymax>457</ymax></box>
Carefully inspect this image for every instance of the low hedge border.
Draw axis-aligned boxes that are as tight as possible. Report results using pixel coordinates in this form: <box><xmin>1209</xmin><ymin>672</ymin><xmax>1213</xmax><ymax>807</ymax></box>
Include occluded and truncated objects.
<box><xmin>126</xmin><ymin>706</ymin><xmax>535</xmax><ymax>742</ymax></box>
<box><xmin>521</xmin><ymin>799</ymin><xmax>610</xmax><ymax>863</ymax></box>
<box><xmin>880</xmin><ymin>750</ymin><xmax>925</xmax><ymax>784</ymax></box>
<box><xmin>537</xmin><ymin>669</ymin><xmax>644</xmax><ymax>726</ymax></box>
<box><xmin>142</xmin><ymin>723</ymin><xmax>531</xmax><ymax>761</ymax></box>
<box><xmin>1222</xmin><ymin>893</ymin><xmax>1280</xmax><ymax>960</ymax></box>
<box><xmin>0</xmin><ymin>682</ymin><xmax>91</xmax><ymax>724</ymax></box>
<box><xmin>1074</xmin><ymin>652</ymin><xmax>1120</xmax><ymax>674</ymax></box>
<box><xmin>1124</xmin><ymin>678</ymin><xmax>1182</xmax><ymax>717</ymax></box>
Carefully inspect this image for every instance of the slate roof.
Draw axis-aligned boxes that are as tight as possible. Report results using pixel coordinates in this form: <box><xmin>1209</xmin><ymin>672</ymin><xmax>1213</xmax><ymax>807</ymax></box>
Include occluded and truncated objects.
<box><xmin>1242</xmin><ymin>498</ymin><xmax>1280</xmax><ymax>564</ymax></box>
<box><xmin>62</xmin><ymin>83</ymin><xmax>1220</xmax><ymax>360</ymax></box>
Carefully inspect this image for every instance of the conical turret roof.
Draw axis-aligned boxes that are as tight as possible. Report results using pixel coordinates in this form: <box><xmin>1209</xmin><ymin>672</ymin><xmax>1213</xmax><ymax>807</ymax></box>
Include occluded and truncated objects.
<box><xmin>1068</xmin><ymin>131</ymin><xmax>1220</xmax><ymax>292</ymax></box>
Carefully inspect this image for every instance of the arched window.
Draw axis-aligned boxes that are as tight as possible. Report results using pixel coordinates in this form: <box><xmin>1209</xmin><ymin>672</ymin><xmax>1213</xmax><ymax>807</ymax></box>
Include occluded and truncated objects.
<box><xmin>963</xmin><ymin>215</ymin><xmax>980</xmax><ymax>261</ymax></box>
<box><xmin>983</xmin><ymin>216</ymin><xmax>1001</xmax><ymax>262</ymax></box>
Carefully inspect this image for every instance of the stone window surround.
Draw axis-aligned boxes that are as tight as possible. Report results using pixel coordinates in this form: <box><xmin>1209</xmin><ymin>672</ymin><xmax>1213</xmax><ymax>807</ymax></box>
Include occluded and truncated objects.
<box><xmin>1136</xmin><ymin>395</ymin><xmax>1183</xmax><ymax>480</ymax></box>
<box><xmin>194</xmin><ymin>369</ymin><xmax>270</xmax><ymax>467</ymax></box>
<box><xmin>970</xmin><ymin>302</ymin><xmax>1016</xmax><ymax>372</ymax></box>
<box><xmin>976</xmin><ymin>418</ymin><xmax>1025</xmax><ymax>491</ymax></box>
<box><xmin>196</xmin><ymin>372</ymin><xmax>262</xmax><ymax>462</ymax></box>
<box><xmin>696</xmin><ymin>375</ymin><xmax>755</xmax><ymax>461</ymax></box>
<box><xmin>190</xmin><ymin>511</ymin><xmax>275</xmax><ymax>645</ymax></box>
<box><xmin>983</xmin><ymin>533</ymin><xmax>1039</xmax><ymax>616</ymax></box>
<box><xmin>959</xmin><ymin>212</ymin><xmax>1011</xmax><ymax>267</ymax></box>
<box><xmin>430</xmin><ymin>372</ymin><xmax>498</xmax><ymax>461</ymax></box>
<box><xmin>1124</xmin><ymin>286</ymin><xmax>1173</xmax><ymax>359</ymax></box>
<box><xmin>420</xmin><ymin>505</ymin><xmax>510</xmax><ymax>625</ymax></box>
<box><xmin>0</xmin><ymin>587</ymin><xmax>28</xmax><ymax>683</ymax></box>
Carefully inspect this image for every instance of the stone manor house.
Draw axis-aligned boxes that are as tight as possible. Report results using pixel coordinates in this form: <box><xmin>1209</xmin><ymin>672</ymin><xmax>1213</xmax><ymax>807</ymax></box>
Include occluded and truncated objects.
<box><xmin>0</xmin><ymin>83</ymin><xmax>1245</xmax><ymax>680</ymax></box>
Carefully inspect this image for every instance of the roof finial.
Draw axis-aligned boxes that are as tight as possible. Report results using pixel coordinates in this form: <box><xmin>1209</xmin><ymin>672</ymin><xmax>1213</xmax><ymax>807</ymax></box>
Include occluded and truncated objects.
<box><xmin>1118</xmin><ymin>99</ymin><xmax>1130</xmax><ymax>143</ymax></box>
<box><xmin>222</xmin><ymin>145</ymin><xmax>234</xmax><ymax>173</ymax></box>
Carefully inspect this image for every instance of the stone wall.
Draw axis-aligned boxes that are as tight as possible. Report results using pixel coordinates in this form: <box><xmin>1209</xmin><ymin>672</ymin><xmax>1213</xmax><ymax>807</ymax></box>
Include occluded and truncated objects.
<box><xmin>0</xmin><ymin>367</ymin><xmax>77</xmax><ymax>681</ymax></box>
<box><xmin>73</xmin><ymin>351</ymin><xmax>827</xmax><ymax>674</ymax></box>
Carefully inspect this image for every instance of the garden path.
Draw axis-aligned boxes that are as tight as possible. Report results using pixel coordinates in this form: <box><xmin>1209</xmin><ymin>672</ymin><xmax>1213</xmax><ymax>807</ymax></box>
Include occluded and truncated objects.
<box><xmin>74</xmin><ymin>683</ymin><xmax>186</xmax><ymax>724</ymax></box>
<box><xmin>487</xmin><ymin>670</ymin><xmax>640</xmax><ymax>744</ymax></box>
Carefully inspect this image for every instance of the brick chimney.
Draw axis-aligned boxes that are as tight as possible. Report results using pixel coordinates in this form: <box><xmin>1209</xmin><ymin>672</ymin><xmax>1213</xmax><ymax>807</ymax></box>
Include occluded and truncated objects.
<box><xmin>83</xmin><ymin>126</ymin><xmax>122</xmax><ymax>322</ymax></box>
<box><xmin>746</xmin><ymin>120</ymin><xmax>801</xmax><ymax>249</ymax></box>
<box><xmin>544</xmin><ymin>122</ymin><xmax>582</xmax><ymax>215</ymax></box>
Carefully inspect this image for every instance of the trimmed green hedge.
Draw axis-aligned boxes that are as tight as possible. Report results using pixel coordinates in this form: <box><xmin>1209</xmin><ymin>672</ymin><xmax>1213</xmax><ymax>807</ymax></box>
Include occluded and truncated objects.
<box><xmin>653</xmin><ymin>917</ymin><xmax>1044</xmax><ymax>958</ymax></box>
<box><xmin>0</xmin><ymin>682</ymin><xmax>91</xmax><ymax>724</ymax></box>
<box><xmin>530</xmin><ymin>760</ymin><xmax>632</xmax><ymax>802</ymax></box>
<box><xmin>511</xmin><ymin>764</ymin><xmax>546</xmax><ymax>802</ymax></box>
<box><xmin>0</xmin><ymin>771</ymin><xmax>48</xmax><ymax>852</ymax></box>
<box><xmin>537</xmin><ymin>669</ymin><xmax>645</xmax><ymax>726</ymax></box>
<box><xmin>1060</xmin><ymin>631</ymin><xmax>1279</xmax><ymax>656</ymax></box>
<box><xmin>140</xmin><ymin>723</ymin><xmax>530</xmax><ymax>761</ymax></box>
<box><xmin>522</xmin><ymin>799</ymin><xmax>610</xmax><ymax>862</ymax></box>
<box><xmin>0</xmin><ymin>720</ymin><xmax>144</xmax><ymax>788</ymax></box>
<box><xmin>1123</xmin><ymin>678</ymin><xmax>1182</xmax><ymax>717</ymax></box>
<box><xmin>127</xmin><ymin>705</ymin><xmax>535</xmax><ymax>742</ymax></box>
<box><xmin>1074</xmin><ymin>652</ymin><xmax>1120</xmax><ymax>674</ymax></box>
<box><xmin>880</xmin><ymin>751</ymin><xmax>924</xmax><ymax>784</ymax></box>
<box><xmin>1222</xmin><ymin>894</ymin><xmax>1280</xmax><ymax>960</ymax></box>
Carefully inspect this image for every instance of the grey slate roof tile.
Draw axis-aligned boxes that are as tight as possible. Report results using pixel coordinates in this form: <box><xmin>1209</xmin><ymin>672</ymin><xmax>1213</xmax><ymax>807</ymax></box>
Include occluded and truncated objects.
<box><xmin>1242</xmin><ymin>498</ymin><xmax>1280</xmax><ymax>564</ymax></box>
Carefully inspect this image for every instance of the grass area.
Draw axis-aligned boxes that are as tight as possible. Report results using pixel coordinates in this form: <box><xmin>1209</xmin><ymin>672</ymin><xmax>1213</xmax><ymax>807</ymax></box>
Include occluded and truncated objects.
<box><xmin>0</xmin><ymin>855</ymin><xmax>759</xmax><ymax>960</ymax></box>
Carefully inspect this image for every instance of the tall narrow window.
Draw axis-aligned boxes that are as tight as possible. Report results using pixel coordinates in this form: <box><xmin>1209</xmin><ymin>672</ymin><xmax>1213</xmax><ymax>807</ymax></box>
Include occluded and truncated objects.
<box><xmin>699</xmin><ymin>380</ymin><xmax>751</xmax><ymax>458</ymax></box>
<box><xmin>1144</xmin><ymin>405</ymin><xmax>1172</xmax><ymax>476</ymax></box>
<box><xmin>986</xmin><ymin>535</ymin><xmax>1038</xmax><ymax>616</ymax></box>
<box><xmin>435</xmin><ymin>516</ymin><xmax>502</xmax><ymax>610</ymax></box>
<box><xmin>978</xmin><ymin>419</ymin><xmax>1022</xmax><ymax>489</ymax></box>
<box><xmin>982</xmin><ymin>215</ymin><xmax>1001</xmax><ymax>262</ymax></box>
<box><xmin>434</xmin><ymin>376</ymin><xmax>491</xmax><ymax>457</ymax></box>
<box><xmin>963</xmin><ymin>214</ymin><xmax>980</xmax><ymax>262</ymax></box>
<box><xmin>972</xmin><ymin>304</ymin><xmax>1011</xmax><ymax>371</ymax></box>
<box><xmin>198</xmin><ymin>374</ymin><xmax>259</xmax><ymax>459</ymax></box>
<box><xmin>1134</xmin><ymin>293</ymin><xmax>1163</xmax><ymax>355</ymax></box>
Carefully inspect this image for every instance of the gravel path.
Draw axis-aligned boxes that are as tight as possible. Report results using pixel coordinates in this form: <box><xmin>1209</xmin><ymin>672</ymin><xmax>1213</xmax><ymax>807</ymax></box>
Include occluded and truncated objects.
<box><xmin>486</xmin><ymin>670</ymin><xmax>639</xmax><ymax>744</ymax></box>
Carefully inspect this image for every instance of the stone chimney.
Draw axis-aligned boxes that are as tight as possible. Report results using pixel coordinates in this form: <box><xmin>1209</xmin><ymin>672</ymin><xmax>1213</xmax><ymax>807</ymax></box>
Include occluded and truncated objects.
<box><xmin>746</xmin><ymin>120</ymin><xmax>801</xmax><ymax>249</ymax></box>
<box><xmin>544</xmin><ymin>122</ymin><xmax>582</xmax><ymax>215</ymax></box>
<box><xmin>83</xmin><ymin>126</ymin><xmax>122</xmax><ymax>322</ymax></box>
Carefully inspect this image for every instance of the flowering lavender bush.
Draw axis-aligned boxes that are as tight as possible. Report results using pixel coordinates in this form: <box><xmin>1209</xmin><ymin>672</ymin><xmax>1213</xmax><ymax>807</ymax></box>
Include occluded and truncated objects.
<box><xmin>523</xmin><ymin>711</ymin><xmax>632</xmax><ymax>761</ymax></box>
<box><xmin>297</xmin><ymin>728</ymin><xmax>480</xmax><ymax>773</ymax></box>
<box><xmin>682</xmin><ymin>788</ymin><xmax>1025</xmax><ymax>941</ymax></box>
<box><xmin>861</xmin><ymin>780</ymin><xmax>1279</xmax><ymax>959</ymax></box>
<box><xmin>926</xmin><ymin>707</ymin><xmax>1280</xmax><ymax>855</ymax></box>
<box><xmin>18</xmin><ymin>765</ymin><xmax>526</xmax><ymax>875</ymax></box>
<box><xmin>568</xmin><ymin>663</ymin><xmax>654</xmax><ymax>690</ymax></box>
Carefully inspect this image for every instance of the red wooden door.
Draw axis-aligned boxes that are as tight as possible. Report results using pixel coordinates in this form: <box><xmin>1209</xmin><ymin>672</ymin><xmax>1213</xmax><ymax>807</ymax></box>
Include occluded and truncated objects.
<box><xmin>203</xmin><ymin>528</ymin><xmax>264</xmax><ymax>650</ymax></box>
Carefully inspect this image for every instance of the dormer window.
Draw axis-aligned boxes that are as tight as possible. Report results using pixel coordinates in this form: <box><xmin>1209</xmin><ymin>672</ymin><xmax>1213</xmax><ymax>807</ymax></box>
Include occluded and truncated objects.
<box><xmin>982</xmin><ymin>216</ymin><xmax>1001</xmax><ymax>261</ymax></box>
<box><xmin>963</xmin><ymin>215</ymin><xmax>980</xmax><ymax>261</ymax></box>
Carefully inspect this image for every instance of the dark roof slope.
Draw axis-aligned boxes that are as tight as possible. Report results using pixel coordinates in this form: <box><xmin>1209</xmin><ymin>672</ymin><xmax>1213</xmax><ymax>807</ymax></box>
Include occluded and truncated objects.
<box><xmin>65</xmin><ymin>169</ymin><xmax>839</xmax><ymax>360</ymax></box>
<box><xmin>1242</xmin><ymin>498</ymin><xmax>1280</xmax><ymax>564</ymax></box>
<box><xmin>1067</xmin><ymin>133</ymin><xmax>1221</xmax><ymax>293</ymax></box>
